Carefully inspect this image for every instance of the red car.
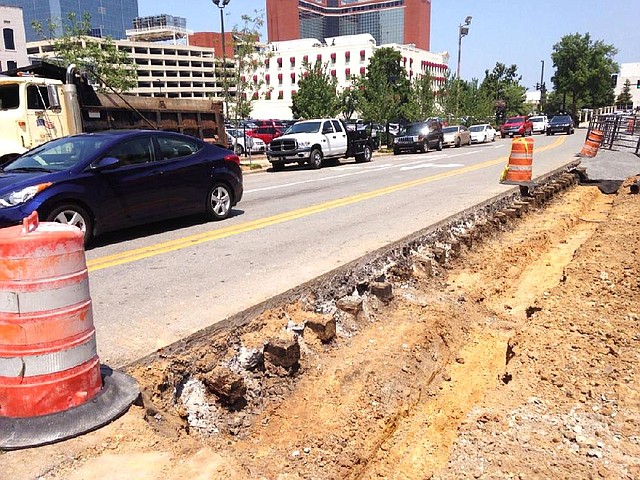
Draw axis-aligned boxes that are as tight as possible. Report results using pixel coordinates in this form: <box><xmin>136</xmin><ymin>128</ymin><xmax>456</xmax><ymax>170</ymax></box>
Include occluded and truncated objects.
<box><xmin>500</xmin><ymin>116</ymin><xmax>533</xmax><ymax>138</ymax></box>
<box><xmin>247</xmin><ymin>125</ymin><xmax>284</xmax><ymax>145</ymax></box>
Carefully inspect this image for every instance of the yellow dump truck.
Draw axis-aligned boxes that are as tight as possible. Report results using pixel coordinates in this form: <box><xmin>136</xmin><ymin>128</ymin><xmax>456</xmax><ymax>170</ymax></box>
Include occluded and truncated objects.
<box><xmin>0</xmin><ymin>62</ymin><xmax>227</xmax><ymax>163</ymax></box>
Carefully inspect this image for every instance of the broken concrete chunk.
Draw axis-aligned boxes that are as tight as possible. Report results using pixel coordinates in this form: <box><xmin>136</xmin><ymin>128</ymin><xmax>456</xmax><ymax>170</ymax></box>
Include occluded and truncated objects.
<box><xmin>200</xmin><ymin>367</ymin><xmax>247</xmax><ymax>405</ymax></box>
<box><xmin>264</xmin><ymin>337</ymin><xmax>301</xmax><ymax>369</ymax></box>
<box><xmin>369</xmin><ymin>281</ymin><xmax>393</xmax><ymax>302</ymax></box>
<box><xmin>336</xmin><ymin>296</ymin><xmax>364</xmax><ymax>315</ymax></box>
<box><xmin>306</xmin><ymin>316</ymin><xmax>337</xmax><ymax>342</ymax></box>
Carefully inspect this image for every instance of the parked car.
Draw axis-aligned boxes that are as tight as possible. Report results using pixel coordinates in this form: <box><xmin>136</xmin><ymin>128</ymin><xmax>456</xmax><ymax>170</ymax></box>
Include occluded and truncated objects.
<box><xmin>393</xmin><ymin>119</ymin><xmax>444</xmax><ymax>154</ymax></box>
<box><xmin>0</xmin><ymin>130</ymin><xmax>243</xmax><ymax>245</ymax></box>
<box><xmin>469</xmin><ymin>124</ymin><xmax>496</xmax><ymax>143</ymax></box>
<box><xmin>247</xmin><ymin>125</ymin><xmax>284</xmax><ymax>145</ymax></box>
<box><xmin>500</xmin><ymin>116</ymin><xmax>533</xmax><ymax>138</ymax></box>
<box><xmin>529</xmin><ymin>115</ymin><xmax>549</xmax><ymax>134</ymax></box>
<box><xmin>547</xmin><ymin>115</ymin><xmax>575</xmax><ymax>135</ymax></box>
<box><xmin>442</xmin><ymin>125</ymin><xmax>471</xmax><ymax>148</ymax></box>
<box><xmin>227</xmin><ymin>128</ymin><xmax>266</xmax><ymax>155</ymax></box>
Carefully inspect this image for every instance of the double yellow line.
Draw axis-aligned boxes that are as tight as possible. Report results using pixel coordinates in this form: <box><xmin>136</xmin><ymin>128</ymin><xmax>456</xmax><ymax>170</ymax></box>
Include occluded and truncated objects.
<box><xmin>87</xmin><ymin>136</ymin><xmax>566</xmax><ymax>272</ymax></box>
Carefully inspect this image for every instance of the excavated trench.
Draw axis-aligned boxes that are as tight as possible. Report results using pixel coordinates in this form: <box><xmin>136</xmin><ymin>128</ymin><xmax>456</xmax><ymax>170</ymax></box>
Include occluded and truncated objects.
<box><xmin>126</xmin><ymin>166</ymin><xmax>583</xmax><ymax>442</ymax></box>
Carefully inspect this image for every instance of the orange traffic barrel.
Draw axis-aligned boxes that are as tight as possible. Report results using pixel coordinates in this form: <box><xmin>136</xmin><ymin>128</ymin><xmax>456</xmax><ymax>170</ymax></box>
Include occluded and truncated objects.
<box><xmin>0</xmin><ymin>212</ymin><xmax>138</xmax><ymax>450</ymax></box>
<box><xmin>579</xmin><ymin>129</ymin><xmax>604</xmax><ymax>157</ymax></box>
<box><xmin>500</xmin><ymin>137</ymin><xmax>534</xmax><ymax>185</ymax></box>
<box><xmin>627</xmin><ymin>118</ymin><xmax>635</xmax><ymax>134</ymax></box>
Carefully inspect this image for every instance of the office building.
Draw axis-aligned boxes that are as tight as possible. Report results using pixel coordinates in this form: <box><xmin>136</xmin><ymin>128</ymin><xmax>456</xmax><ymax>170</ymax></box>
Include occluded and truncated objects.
<box><xmin>0</xmin><ymin>5</ymin><xmax>29</xmax><ymax>71</ymax></box>
<box><xmin>2</xmin><ymin>0</ymin><xmax>138</xmax><ymax>42</ymax></box>
<box><xmin>266</xmin><ymin>0</ymin><xmax>431</xmax><ymax>51</ymax></box>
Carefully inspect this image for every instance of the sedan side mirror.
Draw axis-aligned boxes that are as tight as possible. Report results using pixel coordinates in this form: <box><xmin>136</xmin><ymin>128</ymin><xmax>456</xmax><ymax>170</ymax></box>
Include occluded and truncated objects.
<box><xmin>90</xmin><ymin>156</ymin><xmax>121</xmax><ymax>171</ymax></box>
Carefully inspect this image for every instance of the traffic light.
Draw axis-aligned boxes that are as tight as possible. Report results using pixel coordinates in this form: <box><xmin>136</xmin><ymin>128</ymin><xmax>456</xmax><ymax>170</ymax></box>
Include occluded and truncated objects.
<box><xmin>535</xmin><ymin>82</ymin><xmax>540</xmax><ymax>90</ymax></box>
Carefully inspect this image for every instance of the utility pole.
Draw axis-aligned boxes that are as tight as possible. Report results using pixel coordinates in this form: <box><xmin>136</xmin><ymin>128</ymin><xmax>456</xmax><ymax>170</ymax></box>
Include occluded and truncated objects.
<box><xmin>212</xmin><ymin>0</ymin><xmax>231</xmax><ymax>118</ymax></box>
<box><xmin>455</xmin><ymin>15</ymin><xmax>472</xmax><ymax>118</ymax></box>
<box><xmin>539</xmin><ymin>60</ymin><xmax>546</xmax><ymax>113</ymax></box>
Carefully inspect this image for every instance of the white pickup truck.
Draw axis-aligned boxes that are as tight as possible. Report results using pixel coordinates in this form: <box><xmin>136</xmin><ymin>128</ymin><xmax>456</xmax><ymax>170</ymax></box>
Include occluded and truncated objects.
<box><xmin>266</xmin><ymin>118</ymin><xmax>376</xmax><ymax>170</ymax></box>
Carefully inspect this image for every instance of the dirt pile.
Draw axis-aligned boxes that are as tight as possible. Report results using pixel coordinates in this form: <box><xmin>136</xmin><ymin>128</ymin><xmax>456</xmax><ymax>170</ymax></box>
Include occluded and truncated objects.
<box><xmin>2</xmin><ymin>178</ymin><xmax>639</xmax><ymax>480</ymax></box>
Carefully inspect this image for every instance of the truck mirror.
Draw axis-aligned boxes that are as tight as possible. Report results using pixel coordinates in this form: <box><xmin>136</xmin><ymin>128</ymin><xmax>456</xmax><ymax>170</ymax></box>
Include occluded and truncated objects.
<box><xmin>47</xmin><ymin>85</ymin><xmax>61</xmax><ymax>109</ymax></box>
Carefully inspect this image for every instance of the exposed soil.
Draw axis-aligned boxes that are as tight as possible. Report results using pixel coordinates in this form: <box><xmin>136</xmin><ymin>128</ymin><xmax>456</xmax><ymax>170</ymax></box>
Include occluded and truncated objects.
<box><xmin>3</xmin><ymin>176</ymin><xmax>639</xmax><ymax>480</ymax></box>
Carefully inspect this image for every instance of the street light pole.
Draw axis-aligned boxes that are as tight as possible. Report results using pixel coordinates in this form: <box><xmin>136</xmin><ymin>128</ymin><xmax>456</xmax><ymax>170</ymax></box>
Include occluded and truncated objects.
<box><xmin>455</xmin><ymin>15</ymin><xmax>472</xmax><ymax>118</ymax></box>
<box><xmin>212</xmin><ymin>0</ymin><xmax>231</xmax><ymax>118</ymax></box>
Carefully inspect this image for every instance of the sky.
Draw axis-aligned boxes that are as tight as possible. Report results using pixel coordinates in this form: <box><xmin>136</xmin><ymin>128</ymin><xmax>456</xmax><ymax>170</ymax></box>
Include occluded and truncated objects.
<box><xmin>138</xmin><ymin>0</ymin><xmax>640</xmax><ymax>91</ymax></box>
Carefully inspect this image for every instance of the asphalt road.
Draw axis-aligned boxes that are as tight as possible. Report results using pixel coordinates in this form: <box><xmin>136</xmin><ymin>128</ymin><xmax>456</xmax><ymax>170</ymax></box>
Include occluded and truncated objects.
<box><xmin>85</xmin><ymin>132</ymin><xmax>586</xmax><ymax>366</ymax></box>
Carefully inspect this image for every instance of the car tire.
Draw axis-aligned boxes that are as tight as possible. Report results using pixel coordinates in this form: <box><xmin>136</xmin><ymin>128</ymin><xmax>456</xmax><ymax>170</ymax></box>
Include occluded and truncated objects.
<box><xmin>309</xmin><ymin>148</ymin><xmax>323</xmax><ymax>169</ymax></box>
<box><xmin>436</xmin><ymin>138</ymin><xmax>443</xmax><ymax>151</ymax></box>
<box><xmin>422</xmin><ymin>140</ymin><xmax>429</xmax><ymax>153</ymax></box>
<box><xmin>393</xmin><ymin>148</ymin><xmax>400</xmax><ymax>155</ymax></box>
<box><xmin>483</xmin><ymin>135</ymin><xmax>487</xmax><ymax>143</ymax></box>
<box><xmin>271</xmin><ymin>162</ymin><xmax>284</xmax><ymax>171</ymax></box>
<box><xmin>467</xmin><ymin>136</ymin><xmax>472</xmax><ymax>146</ymax></box>
<box><xmin>206</xmin><ymin>183</ymin><xmax>233</xmax><ymax>220</ymax></box>
<box><xmin>234</xmin><ymin>144</ymin><xmax>244</xmax><ymax>155</ymax></box>
<box><xmin>455</xmin><ymin>138</ymin><xmax>461</xmax><ymax>148</ymax></box>
<box><xmin>355</xmin><ymin>144</ymin><xmax>372</xmax><ymax>163</ymax></box>
<box><xmin>45</xmin><ymin>203</ymin><xmax>93</xmax><ymax>246</ymax></box>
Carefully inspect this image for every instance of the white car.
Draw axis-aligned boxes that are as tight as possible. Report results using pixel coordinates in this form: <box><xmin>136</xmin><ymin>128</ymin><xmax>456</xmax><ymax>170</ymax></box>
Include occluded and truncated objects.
<box><xmin>469</xmin><ymin>124</ymin><xmax>496</xmax><ymax>143</ymax></box>
<box><xmin>529</xmin><ymin>115</ymin><xmax>549</xmax><ymax>134</ymax></box>
<box><xmin>227</xmin><ymin>129</ymin><xmax>266</xmax><ymax>155</ymax></box>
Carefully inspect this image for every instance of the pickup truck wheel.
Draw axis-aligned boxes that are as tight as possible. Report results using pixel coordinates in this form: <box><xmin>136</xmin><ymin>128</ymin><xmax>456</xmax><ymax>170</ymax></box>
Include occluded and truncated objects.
<box><xmin>356</xmin><ymin>145</ymin><xmax>372</xmax><ymax>163</ymax></box>
<box><xmin>271</xmin><ymin>162</ymin><xmax>284</xmax><ymax>171</ymax></box>
<box><xmin>393</xmin><ymin>148</ymin><xmax>400</xmax><ymax>155</ymax></box>
<box><xmin>436</xmin><ymin>139</ymin><xmax>443</xmax><ymax>151</ymax></box>
<box><xmin>206</xmin><ymin>183</ymin><xmax>233</xmax><ymax>220</ymax></box>
<box><xmin>46</xmin><ymin>204</ymin><xmax>93</xmax><ymax>246</ymax></box>
<box><xmin>309</xmin><ymin>148</ymin><xmax>323</xmax><ymax>169</ymax></box>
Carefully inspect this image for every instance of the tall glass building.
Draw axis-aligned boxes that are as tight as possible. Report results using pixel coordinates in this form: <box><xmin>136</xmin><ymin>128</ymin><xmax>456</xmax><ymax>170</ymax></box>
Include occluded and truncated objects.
<box><xmin>2</xmin><ymin>0</ymin><xmax>139</xmax><ymax>42</ymax></box>
<box><xmin>267</xmin><ymin>0</ymin><xmax>430</xmax><ymax>51</ymax></box>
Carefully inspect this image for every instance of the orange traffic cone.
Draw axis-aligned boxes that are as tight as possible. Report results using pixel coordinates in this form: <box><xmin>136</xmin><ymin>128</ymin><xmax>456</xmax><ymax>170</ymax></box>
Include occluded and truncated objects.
<box><xmin>0</xmin><ymin>212</ymin><xmax>139</xmax><ymax>450</ymax></box>
<box><xmin>500</xmin><ymin>137</ymin><xmax>534</xmax><ymax>185</ymax></box>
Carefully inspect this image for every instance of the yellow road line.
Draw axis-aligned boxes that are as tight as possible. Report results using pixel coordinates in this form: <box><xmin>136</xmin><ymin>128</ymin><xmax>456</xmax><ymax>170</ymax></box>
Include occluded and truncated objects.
<box><xmin>87</xmin><ymin>136</ymin><xmax>567</xmax><ymax>272</ymax></box>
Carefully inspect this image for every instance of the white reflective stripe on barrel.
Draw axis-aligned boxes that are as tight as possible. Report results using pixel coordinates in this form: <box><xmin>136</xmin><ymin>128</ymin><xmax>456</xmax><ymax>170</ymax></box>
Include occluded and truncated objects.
<box><xmin>508</xmin><ymin>153</ymin><xmax>532</xmax><ymax>160</ymax></box>
<box><xmin>0</xmin><ymin>277</ymin><xmax>89</xmax><ymax>314</ymax></box>
<box><xmin>508</xmin><ymin>165</ymin><xmax>532</xmax><ymax>171</ymax></box>
<box><xmin>0</xmin><ymin>335</ymin><xmax>97</xmax><ymax>378</ymax></box>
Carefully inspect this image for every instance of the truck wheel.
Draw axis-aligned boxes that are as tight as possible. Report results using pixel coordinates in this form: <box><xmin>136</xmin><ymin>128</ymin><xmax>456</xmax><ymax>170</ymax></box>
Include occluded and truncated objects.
<box><xmin>436</xmin><ymin>138</ymin><xmax>443</xmax><ymax>151</ymax></box>
<box><xmin>393</xmin><ymin>148</ymin><xmax>400</xmax><ymax>155</ymax></box>
<box><xmin>309</xmin><ymin>148</ymin><xmax>323</xmax><ymax>169</ymax></box>
<box><xmin>206</xmin><ymin>183</ymin><xmax>233</xmax><ymax>220</ymax></box>
<box><xmin>355</xmin><ymin>145</ymin><xmax>372</xmax><ymax>163</ymax></box>
<box><xmin>422</xmin><ymin>140</ymin><xmax>429</xmax><ymax>153</ymax></box>
<box><xmin>46</xmin><ymin>204</ymin><xmax>93</xmax><ymax>246</ymax></box>
<box><xmin>271</xmin><ymin>162</ymin><xmax>284</xmax><ymax>171</ymax></box>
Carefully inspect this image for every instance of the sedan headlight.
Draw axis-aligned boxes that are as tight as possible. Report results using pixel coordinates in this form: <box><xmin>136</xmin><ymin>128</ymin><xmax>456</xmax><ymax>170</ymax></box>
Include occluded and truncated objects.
<box><xmin>0</xmin><ymin>183</ymin><xmax>51</xmax><ymax>208</ymax></box>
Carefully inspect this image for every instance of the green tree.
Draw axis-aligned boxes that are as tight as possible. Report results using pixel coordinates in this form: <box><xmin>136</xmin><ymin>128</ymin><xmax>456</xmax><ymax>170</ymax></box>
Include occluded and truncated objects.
<box><xmin>353</xmin><ymin>47</ymin><xmax>410</xmax><ymax>124</ymax></box>
<box><xmin>32</xmin><ymin>12</ymin><xmax>136</xmax><ymax>93</ymax></box>
<box><xmin>479</xmin><ymin>63</ymin><xmax>526</xmax><ymax>121</ymax></box>
<box><xmin>230</xmin><ymin>12</ymin><xmax>268</xmax><ymax>120</ymax></box>
<box><xmin>551</xmin><ymin>33</ymin><xmax>618</xmax><ymax>117</ymax></box>
<box><xmin>402</xmin><ymin>72</ymin><xmax>436</xmax><ymax>121</ymax></box>
<box><xmin>290</xmin><ymin>60</ymin><xmax>340</xmax><ymax>119</ymax></box>
<box><xmin>458</xmin><ymin>79</ymin><xmax>495</xmax><ymax>125</ymax></box>
<box><xmin>616</xmin><ymin>79</ymin><xmax>633</xmax><ymax>109</ymax></box>
<box><xmin>339</xmin><ymin>86</ymin><xmax>358</xmax><ymax>120</ymax></box>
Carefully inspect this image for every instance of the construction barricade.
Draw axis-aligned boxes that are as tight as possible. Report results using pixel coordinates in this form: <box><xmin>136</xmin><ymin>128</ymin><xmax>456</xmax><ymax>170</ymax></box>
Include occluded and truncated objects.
<box><xmin>0</xmin><ymin>212</ymin><xmax>139</xmax><ymax>450</ymax></box>
<box><xmin>500</xmin><ymin>137</ymin><xmax>534</xmax><ymax>186</ymax></box>
<box><xmin>579</xmin><ymin>129</ymin><xmax>604</xmax><ymax>158</ymax></box>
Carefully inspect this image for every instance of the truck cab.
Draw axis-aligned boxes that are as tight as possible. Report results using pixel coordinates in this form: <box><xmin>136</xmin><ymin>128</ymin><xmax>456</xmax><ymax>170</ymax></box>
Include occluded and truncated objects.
<box><xmin>0</xmin><ymin>76</ymin><xmax>75</xmax><ymax>163</ymax></box>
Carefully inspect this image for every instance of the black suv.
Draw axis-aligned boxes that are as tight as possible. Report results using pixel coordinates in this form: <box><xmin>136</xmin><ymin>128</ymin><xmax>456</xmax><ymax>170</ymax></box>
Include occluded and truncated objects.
<box><xmin>393</xmin><ymin>119</ymin><xmax>444</xmax><ymax>154</ymax></box>
<box><xmin>547</xmin><ymin>115</ymin><xmax>575</xmax><ymax>135</ymax></box>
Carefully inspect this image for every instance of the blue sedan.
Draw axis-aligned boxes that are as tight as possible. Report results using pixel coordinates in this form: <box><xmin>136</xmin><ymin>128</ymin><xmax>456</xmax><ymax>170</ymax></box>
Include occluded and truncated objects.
<box><xmin>0</xmin><ymin>130</ymin><xmax>243</xmax><ymax>245</ymax></box>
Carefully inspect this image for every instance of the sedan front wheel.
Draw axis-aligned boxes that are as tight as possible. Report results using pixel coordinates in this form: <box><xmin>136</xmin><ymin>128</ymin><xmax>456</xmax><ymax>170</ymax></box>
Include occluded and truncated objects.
<box><xmin>206</xmin><ymin>183</ymin><xmax>233</xmax><ymax>220</ymax></box>
<box><xmin>46</xmin><ymin>203</ymin><xmax>93</xmax><ymax>246</ymax></box>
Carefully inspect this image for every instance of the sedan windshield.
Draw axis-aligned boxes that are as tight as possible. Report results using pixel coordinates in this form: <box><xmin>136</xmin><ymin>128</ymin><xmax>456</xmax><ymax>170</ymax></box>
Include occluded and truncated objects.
<box><xmin>469</xmin><ymin>125</ymin><xmax>486</xmax><ymax>132</ymax></box>
<box><xmin>286</xmin><ymin>121</ymin><xmax>321</xmax><ymax>134</ymax></box>
<box><xmin>442</xmin><ymin>126</ymin><xmax>459</xmax><ymax>133</ymax></box>
<box><xmin>551</xmin><ymin>116</ymin><xmax>571</xmax><ymax>124</ymax></box>
<box><xmin>3</xmin><ymin>136</ymin><xmax>109</xmax><ymax>172</ymax></box>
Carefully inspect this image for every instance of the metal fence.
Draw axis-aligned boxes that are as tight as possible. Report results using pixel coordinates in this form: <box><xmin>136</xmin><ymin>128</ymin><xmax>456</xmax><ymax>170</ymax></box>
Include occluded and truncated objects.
<box><xmin>587</xmin><ymin>114</ymin><xmax>640</xmax><ymax>155</ymax></box>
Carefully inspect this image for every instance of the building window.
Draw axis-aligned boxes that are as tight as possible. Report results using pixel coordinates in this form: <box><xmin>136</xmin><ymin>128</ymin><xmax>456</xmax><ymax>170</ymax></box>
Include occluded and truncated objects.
<box><xmin>303</xmin><ymin>55</ymin><xmax>308</xmax><ymax>63</ymax></box>
<box><xmin>290</xmin><ymin>72</ymin><xmax>296</xmax><ymax>83</ymax></box>
<box><xmin>278</xmin><ymin>73</ymin><xmax>283</xmax><ymax>85</ymax></box>
<box><xmin>3</xmin><ymin>28</ymin><xmax>15</xmax><ymax>50</ymax></box>
<box><xmin>317</xmin><ymin>54</ymin><xmax>322</xmax><ymax>62</ymax></box>
<box><xmin>278</xmin><ymin>90</ymin><xmax>283</xmax><ymax>100</ymax></box>
<box><xmin>6</xmin><ymin>60</ymin><xmax>17</xmax><ymax>70</ymax></box>
<box><xmin>290</xmin><ymin>56</ymin><xmax>295</xmax><ymax>66</ymax></box>
<box><xmin>345</xmin><ymin>68</ymin><xmax>350</xmax><ymax>76</ymax></box>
